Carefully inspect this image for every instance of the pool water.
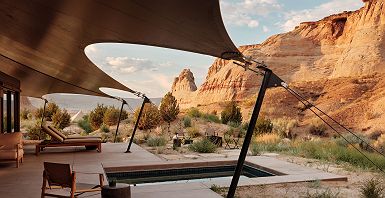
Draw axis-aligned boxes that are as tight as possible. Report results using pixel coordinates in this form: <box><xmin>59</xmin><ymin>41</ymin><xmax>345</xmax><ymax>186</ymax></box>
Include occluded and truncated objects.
<box><xmin>106</xmin><ymin>164</ymin><xmax>274</xmax><ymax>185</ymax></box>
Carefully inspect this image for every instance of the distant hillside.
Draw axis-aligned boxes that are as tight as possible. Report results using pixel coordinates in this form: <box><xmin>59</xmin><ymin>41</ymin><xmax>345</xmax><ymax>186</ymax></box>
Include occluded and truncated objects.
<box><xmin>28</xmin><ymin>94</ymin><xmax>161</xmax><ymax>114</ymax></box>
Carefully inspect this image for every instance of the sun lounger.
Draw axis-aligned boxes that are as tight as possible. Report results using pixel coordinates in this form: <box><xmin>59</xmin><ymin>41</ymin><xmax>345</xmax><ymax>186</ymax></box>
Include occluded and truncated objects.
<box><xmin>47</xmin><ymin>125</ymin><xmax>101</xmax><ymax>140</ymax></box>
<box><xmin>36</xmin><ymin>125</ymin><xmax>102</xmax><ymax>155</ymax></box>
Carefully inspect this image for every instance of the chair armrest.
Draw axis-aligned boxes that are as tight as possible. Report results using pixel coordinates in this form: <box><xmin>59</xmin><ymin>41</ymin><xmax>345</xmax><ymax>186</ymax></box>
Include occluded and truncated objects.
<box><xmin>74</xmin><ymin>171</ymin><xmax>104</xmax><ymax>186</ymax></box>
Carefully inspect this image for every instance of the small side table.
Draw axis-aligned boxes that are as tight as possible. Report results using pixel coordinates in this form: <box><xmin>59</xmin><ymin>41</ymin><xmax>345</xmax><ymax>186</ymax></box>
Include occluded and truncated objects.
<box><xmin>101</xmin><ymin>183</ymin><xmax>131</xmax><ymax>198</ymax></box>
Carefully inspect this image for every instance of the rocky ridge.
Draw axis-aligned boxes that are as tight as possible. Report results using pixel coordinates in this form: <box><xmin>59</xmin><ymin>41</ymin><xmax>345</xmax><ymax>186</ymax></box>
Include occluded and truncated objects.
<box><xmin>171</xmin><ymin>0</ymin><xmax>385</xmax><ymax>132</ymax></box>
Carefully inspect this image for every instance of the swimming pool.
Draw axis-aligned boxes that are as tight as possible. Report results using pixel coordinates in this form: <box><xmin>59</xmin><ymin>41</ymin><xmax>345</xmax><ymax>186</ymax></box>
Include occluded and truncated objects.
<box><xmin>105</xmin><ymin>160</ymin><xmax>277</xmax><ymax>185</ymax></box>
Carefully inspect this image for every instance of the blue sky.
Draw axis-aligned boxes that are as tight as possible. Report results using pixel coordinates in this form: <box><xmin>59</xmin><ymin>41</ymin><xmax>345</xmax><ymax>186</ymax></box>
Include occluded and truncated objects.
<box><xmin>85</xmin><ymin>0</ymin><xmax>363</xmax><ymax>98</ymax></box>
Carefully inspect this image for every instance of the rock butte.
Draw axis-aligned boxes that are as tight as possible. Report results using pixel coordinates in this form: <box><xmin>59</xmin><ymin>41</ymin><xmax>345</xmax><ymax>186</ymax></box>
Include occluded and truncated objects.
<box><xmin>172</xmin><ymin>0</ymin><xmax>385</xmax><ymax>132</ymax></box>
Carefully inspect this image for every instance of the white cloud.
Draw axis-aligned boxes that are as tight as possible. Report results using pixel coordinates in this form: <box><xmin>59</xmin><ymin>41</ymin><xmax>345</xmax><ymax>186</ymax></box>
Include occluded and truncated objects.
<box><xmin>221</xmin><ymin>0</ymin><xmax>281</xmax><ymax>28</ymax></box>
<box><xmin>262</xmin><ymin>25</ymin><xmax>269</xmax><ymax>32</ymax></box>
<box><xmin>281</xmin><ymin>0</ymin><xmax>363</xmax><ymax>32</ymax></box>
<box><xmin>105</xmin><ymin>57</ymin><xmax>161</xmax><ymax>74</ymax></box>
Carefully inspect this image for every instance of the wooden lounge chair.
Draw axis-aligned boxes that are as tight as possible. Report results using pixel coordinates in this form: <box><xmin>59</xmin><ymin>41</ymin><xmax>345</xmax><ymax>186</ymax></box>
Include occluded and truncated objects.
<box><xmin>47</xmin><ymin>125</ymin><xmax>101</xmax><ymax>140</ymax></box>
<box><xmin>36</xmin><ymin>125</ymin><xmax>102</xmax><ymax>155</ymax></box>
<box><xmin>41</xmin><ymin>162</ymin><xmax>104</xmax><ymax>198</ymax></box>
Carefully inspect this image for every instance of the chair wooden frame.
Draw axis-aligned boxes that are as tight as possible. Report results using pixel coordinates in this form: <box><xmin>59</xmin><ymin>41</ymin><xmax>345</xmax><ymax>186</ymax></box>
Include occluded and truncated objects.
<box><xmin>41</xmin><ymin>162</ymin><xmax>104</xmax><ymax>198</ymax></box>
<box><xmin>36</xmin><ymin>125</ymin><xmax>101</xmax><ymax>155</ymax></box>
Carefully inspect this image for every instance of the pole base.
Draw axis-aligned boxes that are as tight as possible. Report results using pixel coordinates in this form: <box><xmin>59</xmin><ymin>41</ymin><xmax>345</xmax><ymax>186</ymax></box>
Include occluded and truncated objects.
<box><xmin>125</xmin><ymin>150</ymin><xmax>131</xmax><ymax>153</ymax></box>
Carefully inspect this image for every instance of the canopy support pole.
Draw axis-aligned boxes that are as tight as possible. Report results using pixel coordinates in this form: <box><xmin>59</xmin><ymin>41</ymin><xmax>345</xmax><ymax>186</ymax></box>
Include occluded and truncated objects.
<box><xmin>114</xmin><ymin>99</ymin><xmax>127</xmax><ymax>143</ymax></box>
<box><xmin>39</xmin><ymin>98</ymin><xmax>48</xmax><ymax>140</ymax></box>
<box><xmin>227</xmin><ymin>66</ymin><xmax>284</xmax><ymax>198</ymax></box>
<box><xmin>125</xmin><ymin>96</ymin><xmax>150</xmax><ymax>153</ymax></box>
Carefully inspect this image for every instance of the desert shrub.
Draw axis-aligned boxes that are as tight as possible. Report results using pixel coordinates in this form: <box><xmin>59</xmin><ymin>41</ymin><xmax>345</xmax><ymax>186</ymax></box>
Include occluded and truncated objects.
<box><xmin>51</xmin><ymin>109</ymin><xmax>71</xmax><ymax>129</ymax></box>
<box><xmin>242</xmin><ymin>122</ymin><xmax>249</xmax><ymax>131</ymax></box>
<box><xmin>254</xmin><ymin>117</ymin><xmax>273</xmax><ymax>135</ymax></box>
<box><xmin>37</xmin><ymin>102</ymin><xmax>59</xmax><ymax>121</ymax></box>
<box><xmin>373</xmin><ymin>134</ymin><xmax>385</xmax><ymax>153</ymax></box>
<box><xmin>203</xmin><ymin>113</ymin><xmax>220</xmax><ymax>123</ymax></box>
<box><xmin>159</xmin><ymin>92</ymin><xmax>180</xmax><ymax>132</ymax></box>
<box><xmin>133</xmin><ymin>103</ymin><xmax>161</xmax><ymax>131</ymax></box>
<box><xmin>187</xmin><ymin>107</ymin><xmax>202</xmax><ymax>118</ymax></box>
<box><xmin>369</xmin><ymin>131</ymin><xmax>383</xmax><ymax>140</ymax></box>
<box><xmin>183</xmin><ymin>116</ymin><xmax>192</xmax><ymax>128</ymax></box>
<box><xmin>186</xmin><ymin>127</ymin><xmax>201</xmax><ymax>138</ymax></box>
<box><xmin>147</xmin><ymin>136</ymin><xmax>167</xmax><ymax>147</ymax></box>
<box><xmin>334</xmin><ymin>133</ymin><xmax>371</xmax><ymax>151</ymax></box>
<box><xmin>188</xmin><ymin>138</ymin><xmax>217</xmax><ymax>153</ymax></box>
<box><xmin>359</xmin><ymin>178</ymin><xmax>384</xmax><ymax>198</ymax></box>
<box><xmin>227</xmin><ymin>121</ymin><xmax>241</xmax><ymax>128</ymax></box>
<box><xmin>100</xmin><ymin>124</ymin><xmax>110</xmax><ymax>133</ymax></box>
<box><xmin>272</xmin><ymin>117</ymin><xmax>298</xmax><ymax>139</ymax></box>
<box><xmin>89</xmin><ymin>104</ymin><xmax>107</xmax><ymax>131</ymax></box>
<box><xmin>27</xmin><ymin>121</ymin><xmax>48</xmax><ymax>140</ymax></box>
<box><xmin>77</xmin><ymin>114</ymin><xmax>92</xmax><ymax>133</ymax></box>
<box><xmin>27</xmin><ymin>113</ymin><xmax>33</xmax><ymax>120</ymax></box>
<box><xmin>34</xmin><ymin>107</ymin><xmax>45</xmax><ymax>119</ymax></box>
<box><xmin>305</xmin><ymin>189</ymin><xmax>340</xmax><ymax>198</ymax></box>
<box><xmin>221</xmin><ymin>102</ymin><xmax>242</xmax><ymax>124</ymax></box>
<box><xmin>20</xmin><ymin>108</ymin><xmax>30</xmax><ymax>120</ymax></box>
<box><xmin>103</xmin><ymin>106</ymin><xmax>128</xmax><ymax>126</ymax></box>
<box><xmin>309</xmin><ymin>120</ymin><xmax>328</xmax><ymax>137</ymax></box>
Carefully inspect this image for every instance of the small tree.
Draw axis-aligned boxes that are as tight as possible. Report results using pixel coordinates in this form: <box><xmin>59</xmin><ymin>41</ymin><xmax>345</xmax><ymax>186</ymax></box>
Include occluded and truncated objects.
<box><xmin>254</xmin><ymin>117</ymin><xmax>273</xmax><ymax>135</ymax></box>
<box><xmin>46</xmin><ymin>102</ymin><xmax>59</xmax><ymax>121</ymax></box>
<box><xmin>20</xmin><ymin>108</ymin><xmax>30</xmax><ymax>120</ymax></box>
<box><xmin>133</xmin><ymin>103</ymin><xmax>161</xmax><ymax>132</ymax></box>
<box><xmin>52</xmin><ymin>109</ymin><xmax>71</xmax><ymax>129</ymax></box>
<box><xmin>89</xmin><ymin>104</ymin><xmax>107</xmax><ymax>131</ymax></box>
<box><xmin>34</xmin><ymin>102</ymin><xmax>59</xmax><ymax>121</ymax></box>
<box><xmin>159</xmin><ymin>92</ymin><xmax>180</xmax><ymax>133</ymax></box>
<box><xmin>103</xmin><ymin>106</ymin><xmax>128</xmax><ymax>126</ymax></box>
<box><xmin>221</xmin><ymin>102</ymin><xmax>242</xmax><ymax>124</ymax></box>
<box><xmin>78</xmin><ymin>114</ymin><xmax>92</xmax><ymax>133</ymax></box>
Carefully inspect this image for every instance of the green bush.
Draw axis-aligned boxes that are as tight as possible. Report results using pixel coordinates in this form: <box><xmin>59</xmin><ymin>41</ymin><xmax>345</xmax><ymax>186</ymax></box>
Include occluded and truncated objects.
<box><xmin>100</xmin><ymin>124</ymin><xmax>110</xmax><ymax>133</ymax></box>
<box><xmin>309</xmin><ymin>121</ymin><xmax>328</xmax><ymax>137</ymax></box>
<box><xmin>159</xmin><ymin>92</ymin><xmax>180</xmax><ymax>125</ymax></box>
<box><xmin>305</xmin><ymin>189</ymin><xmax>340</xmax><ymax>198</ymax></box>
<box><xmin>221</xmin><ymin>102</ymin><xmax>242</xmax><ymax>124</ymax></box>
<box><xmin>186</xmin><ymin>127</ymin><xmax>201</xmax><ymax>138</ymax></box>
<box><xmin>103</xmin><ymin>106</ymin><xmax>128</xmax><ymax>126</ymax></box>
<box><xmin>334</xmin><ymin>133</ymin><xmax>371</xmax><ymax>151</ymax></box>
<box><xmin>188</xmin><ymin>138</ymin><xmax>217</xmax><ymax>153</ymax></box>
<box><xmin>227</xmin><ymin>121</ymin><xmax>241</xmax><ymax>128</ymax></box>
<box><xmin>27</xmin><ymin>121</ymin><xmax>48</xmax><ymax>140</ymax></box>
<box><xmin>203</xmin><ymin>113</ymin><xmax>220</xmax><ymax>123</ymax></box>
<box><xmin>272</xmin><ymin>118</ymin><xmax>298</xmax><ymax>138</ymax></box>
<box><xmin>77</xmin><ymin>114</ymin><xmax>92</xmax><ymax>133</ymax></box>
<box><xmin>147</xmin><ymin>136</ymin><xmax>167</xmax><ymax>147</ymax></box>
<box><xmin>183</xmin><ymin>116</ymin><xmax>192</xmax><ymax>128</ymax></box>
<box><xmin>360</xmin><ymin>178</ymin><xmax>384</xmax><ymax>198</ymax></box>
<box><xmin>89</xmin><ymin>104</ymin><xmax>107</xmax><ymax>131</ymax></box>
<box><xmin>133</xmin><ymin>103</ymin><xmax>161</xmax><ymax>131</ymax></box>
<box><xmin>187</xmin><ymin>107</ymin><xmax>202</xmax><ymax>118</ymax></box>
<box><xmin>20</xmin><ymin>108</ymin><xmax>30</xmax><ymax>120</ymax></box>
<box><xmin>254</xmin><ymin>117</ymin><xmax>273</xmax><ymax>135</ymax></box>
<box><xmin>51</xmin><ymin>109</ymin><xmax>71</xmax><ymax>129</ymax></box>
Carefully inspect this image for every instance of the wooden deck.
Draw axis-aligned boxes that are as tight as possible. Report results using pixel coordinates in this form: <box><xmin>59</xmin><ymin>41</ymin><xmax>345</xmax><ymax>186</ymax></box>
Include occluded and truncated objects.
<box><xmin>0</xmin><ymin>143</ymin><xmax>221</xmax><ymax>198</ymax></box>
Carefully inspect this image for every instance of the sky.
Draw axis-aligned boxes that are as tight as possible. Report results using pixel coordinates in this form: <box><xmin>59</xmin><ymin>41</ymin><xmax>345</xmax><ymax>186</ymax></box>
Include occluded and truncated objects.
<box><xmin>85</xmin><ymin>0</ymin><xmax>363</xmax><ymax>98</ymax></box>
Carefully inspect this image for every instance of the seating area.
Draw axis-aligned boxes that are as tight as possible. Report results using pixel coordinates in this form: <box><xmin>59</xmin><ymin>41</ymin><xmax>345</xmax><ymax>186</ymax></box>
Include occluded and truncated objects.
<box><xmin>36</xmin><ymin>125</ymin><xmax>102</xmax><ymax>155</ymax></box>
<box><xmin>0</xmin><ymin>132</ymin><xmax>24</xmax><ymax>168</ymax></box>
<box><xmin>41</xmin><ymin>162</ymin><xmax>104</xmax><ymax>198</ymax></box>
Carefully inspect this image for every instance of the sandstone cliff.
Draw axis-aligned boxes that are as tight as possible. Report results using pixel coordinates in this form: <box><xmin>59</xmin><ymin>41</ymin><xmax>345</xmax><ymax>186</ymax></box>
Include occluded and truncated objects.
<box><xmin>172</xmin><ymin>0</ymin><xmax>385</xmax><ymax>132</ymax></box>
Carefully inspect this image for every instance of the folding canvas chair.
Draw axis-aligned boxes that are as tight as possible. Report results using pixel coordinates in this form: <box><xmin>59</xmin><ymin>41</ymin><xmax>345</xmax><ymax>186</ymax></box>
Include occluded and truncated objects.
<box><xmin>41</xmin><ymin>162</ymin><xmax>104</xmax><ymax>198</ymax></box>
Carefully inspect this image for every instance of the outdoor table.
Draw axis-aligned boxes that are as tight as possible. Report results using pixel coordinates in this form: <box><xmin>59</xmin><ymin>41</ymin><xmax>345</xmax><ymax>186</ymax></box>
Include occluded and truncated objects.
<box><xmin>101</xmin><ymin>183</ymin><xmax>131</xmax><ymax>198</ymax></box>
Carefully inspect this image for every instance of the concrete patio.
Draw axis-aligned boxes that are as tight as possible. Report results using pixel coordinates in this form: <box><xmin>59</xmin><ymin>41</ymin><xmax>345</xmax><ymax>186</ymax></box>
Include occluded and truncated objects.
<box><xmin>0</xmin><ymin>143</ymin><xmax>347</xmax><ymax>198</ymax></box>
